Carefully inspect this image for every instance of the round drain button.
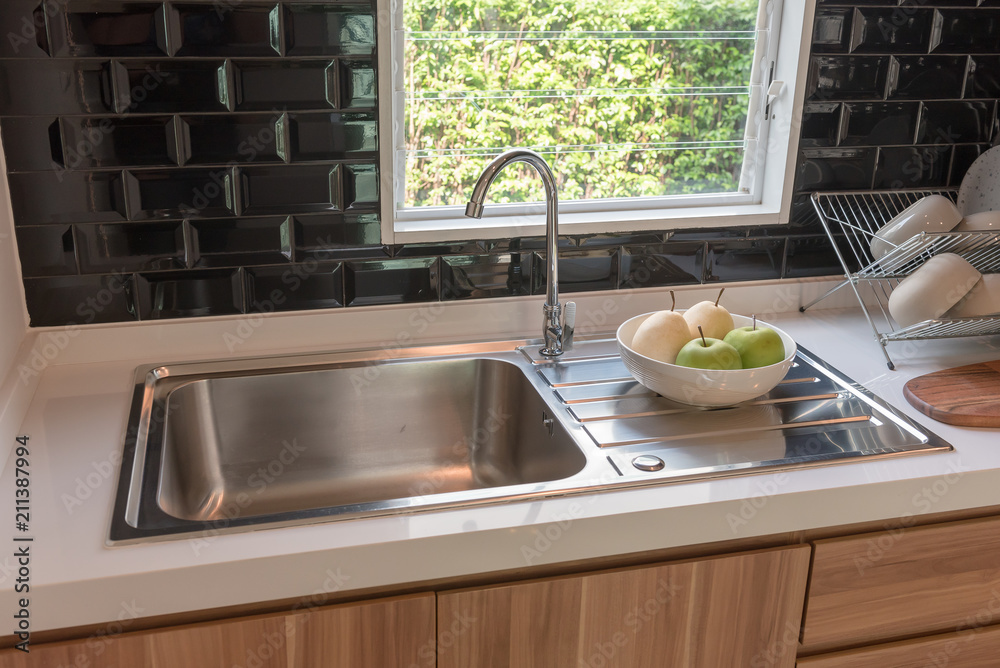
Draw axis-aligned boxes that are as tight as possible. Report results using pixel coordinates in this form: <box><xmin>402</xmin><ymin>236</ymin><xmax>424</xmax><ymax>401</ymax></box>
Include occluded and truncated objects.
<box><xmin>632</xmin><ymin>455</ymin><xmax>665</xmax><ymax>472</ymax></box>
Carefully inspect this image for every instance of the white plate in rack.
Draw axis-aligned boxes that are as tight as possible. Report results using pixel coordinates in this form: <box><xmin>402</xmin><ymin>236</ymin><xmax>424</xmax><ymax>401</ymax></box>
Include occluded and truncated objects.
<box><xmin>957</xmin><ymin>145</ymin><xmax>1000</xmax><ymax>215</ymax></box>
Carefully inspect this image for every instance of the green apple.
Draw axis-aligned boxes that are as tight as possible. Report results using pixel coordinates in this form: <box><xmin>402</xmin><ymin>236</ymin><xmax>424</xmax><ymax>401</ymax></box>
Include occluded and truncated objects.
<box><xmin>723</xmin><ymin>318</ymin><xmax>785</xmax><ymax>369</ymax></box>
<box><xmin>674</xmin><ymin>327</ymin><xmax>742</xmax><ymax>370</ymax></box>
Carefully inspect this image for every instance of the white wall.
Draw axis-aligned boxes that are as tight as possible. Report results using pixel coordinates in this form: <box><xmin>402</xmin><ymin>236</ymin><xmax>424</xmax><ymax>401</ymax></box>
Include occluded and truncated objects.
<box><xmin>0</xmin><ymin>141</ymin><xmax>27</xmax><ymax>383</ymax></box>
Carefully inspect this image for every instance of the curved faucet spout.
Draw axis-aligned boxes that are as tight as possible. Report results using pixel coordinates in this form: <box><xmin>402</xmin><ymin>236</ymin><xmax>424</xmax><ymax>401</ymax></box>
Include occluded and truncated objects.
<box><xmin>465</xmin><ymin>149</ymin><xmax>573</xmax><ymax>357</ymax></box>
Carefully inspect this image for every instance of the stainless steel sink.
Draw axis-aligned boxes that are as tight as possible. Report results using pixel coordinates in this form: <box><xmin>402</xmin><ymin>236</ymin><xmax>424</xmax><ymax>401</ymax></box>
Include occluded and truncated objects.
<box><xmin>110</xmin><ymin>338</ymin><xmax>954</xmax><ymax>544</ymax></box>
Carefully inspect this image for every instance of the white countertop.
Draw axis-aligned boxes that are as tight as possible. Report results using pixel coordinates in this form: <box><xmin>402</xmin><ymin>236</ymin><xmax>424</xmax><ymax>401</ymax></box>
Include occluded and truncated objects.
<box><xmin>3</xmin><ymin>279</ymin><xmax>1000</xmax><ymax>633</ymax></box>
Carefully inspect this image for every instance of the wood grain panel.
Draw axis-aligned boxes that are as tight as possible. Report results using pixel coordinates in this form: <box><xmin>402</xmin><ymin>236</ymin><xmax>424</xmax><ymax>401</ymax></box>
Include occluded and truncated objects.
<box><xmin>438</xmin><ymin>545</ymin><xmax>811</xmax><ymax>668</ymax></box>
<box><xmin>802</xmin><ymin>515</ymin><xmax>1000</xmax><ymax>653</ymax></box>
<box><xmin>798</xmin><ymin>624</ymin><xmax>1000</xmax><ymax>668</ymax></box>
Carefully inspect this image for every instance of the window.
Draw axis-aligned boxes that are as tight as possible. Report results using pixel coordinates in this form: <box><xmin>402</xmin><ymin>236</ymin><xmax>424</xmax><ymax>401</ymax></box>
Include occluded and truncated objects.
<box><xmin>379</xmin><ymin>0</ymin><xmax>813</xmax><ymax>242</ymax></box>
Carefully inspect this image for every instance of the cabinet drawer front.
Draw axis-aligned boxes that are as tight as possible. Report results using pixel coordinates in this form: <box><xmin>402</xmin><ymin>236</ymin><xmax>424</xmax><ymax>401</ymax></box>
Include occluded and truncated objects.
<box><xmin>798</xmin><ymin>624</ymin><xmax>1000</xmax><ymax>668</ymax></box>
<box><xmin>437</xmin><ymin>545</ymin><xmax>810</xmax><ymax>668</ymax></box>
<box><xmin>803</xmin><ymin>515</ymin><xmax>1000</xmax><ymax>652</ymax></box>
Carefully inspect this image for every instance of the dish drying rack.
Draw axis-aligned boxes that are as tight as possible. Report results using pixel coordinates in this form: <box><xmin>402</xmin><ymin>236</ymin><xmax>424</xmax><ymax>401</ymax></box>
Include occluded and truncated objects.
<box><xmin>802</xmin><ymin>189</ymin><xmax>1000</xmax><ymax>369</ymax></box>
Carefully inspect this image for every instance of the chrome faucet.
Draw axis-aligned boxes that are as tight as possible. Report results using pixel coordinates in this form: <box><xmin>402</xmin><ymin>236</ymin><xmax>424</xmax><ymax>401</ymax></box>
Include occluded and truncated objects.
<box><xmin>465</xmin><ymin>149</ymin><xmax>575</xmax><ymax>357</ymax></box>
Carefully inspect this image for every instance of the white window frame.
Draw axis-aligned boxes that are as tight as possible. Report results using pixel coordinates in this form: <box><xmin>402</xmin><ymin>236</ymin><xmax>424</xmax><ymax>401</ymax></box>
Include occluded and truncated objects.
<box><xmin>377</xmin><ymin>0</ymin><xmax>815</xmax><ymax>244</ymax></box>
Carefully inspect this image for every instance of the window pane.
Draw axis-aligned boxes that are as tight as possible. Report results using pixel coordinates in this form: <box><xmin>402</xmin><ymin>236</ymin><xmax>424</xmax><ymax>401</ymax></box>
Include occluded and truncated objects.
<box><xmin>403</xmin><ymin>0</ymin><xmax>759</xmax><ymax>208</ymax></box>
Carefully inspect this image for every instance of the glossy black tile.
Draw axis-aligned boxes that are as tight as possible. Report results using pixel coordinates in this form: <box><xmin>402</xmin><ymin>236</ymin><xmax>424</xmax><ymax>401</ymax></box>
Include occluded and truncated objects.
<box><xmin>620</xmin><ymin>243</ymin><xmax>705</xmax><ymax>289</ymax></box>
<box><xmin>807</xmin><ymin>56</ymin><xmax>889</xmax><ymax>101</ymax></box>
<box><xmin>968</xmin><ymin>56</ymin><xmax>1000</xmax><ymax>99</ymax></box>
<box><xmin>888</xmin><ymin>56</ymin><xmax>970</xmax><ymax>99</ymax></box>
<box><xmin>532</xmin><ymin>250</ymin><xmax>619</xmax><ymax>295</ymax></box>
<box><xmin>950</xmin><ymin>143</ymin><xmax>989</xmax><ymax>186</ymax></box>
<box><xmin>706</xmin><ymin>239</ymin><xmax>785</xmax><ymax>283</ymax></box>
<box><xmin>190</xmin><ymin>217</ymin><xmax>293</xmax><ymax>267</ymax></box>
<box><xmin>135</xmin><ymin>269</ymin><xmax>245</xmax><ymax>319</ymax></box>
<box><xmin>340</xmin><ymin>60</ymin><xmax>377</xmax><ymax>109</ymax></box>
<box><xmin>841</xmin><ymin>102</ymin><xmax>918</xmax><ymax>146</ymax></box>
<box><xmin>795</xmin><ymin>148</ymin><xmax>876</xmax><ymax>191</ymax></box>
<box><xmin>173</xmin><ymin>4</ymin><xmax>280</xmax><ymax>57</ymax></box>
<box><xmin>933</xmin><ymin>9</ymin><xmax>1000</xmax><ymax>54</ymax></box>
<box><xmin>288</xmin><ymin>112</ymin><xmax>377</xmax><ymax>161</ymax></box>
<box><xmin>9</xmin><ymin>171</ymin><xmax>128</xmax><ymax>225</ymax></box>
<box><xmin>0</xmin><ymin>1</ymin><xmax>52</xmax><ymax>58</ymax></box>
<box><xmin>487</xmin><ymin>237</ymin><xmax>577</xmax><ymax>252</ymax></box>
<box><xmin>181</xmin><ymin>114</ymin><xmax>285</xmax><ymax>165</ymax></box>
<box><xmin>801</xmin><ymin>103</ymin><xmax>843</xmax><ymax>147</ymax></box>
<box><xmin>129</xmin><ymin>168</ymin><xmax>236</xmax><ymax>219</ymax></box>
<box><xmin>574</xmin><ymin>232</ymin><xmax>665</xmax><ymax>248</ymax></box>
<box><xmin>15</xmin><ymin>226</ymin><xmax>77</xmax><ymax>278</ymax></box>
<box><xmin>442</xmin><ymin>255</ymin><xmax>530</xmax><ymax>300</ymax></box>
<box><xmin>0</xmin><ymin>60</ymin><xmax>115</xmax><ymax>116</ymax></box>
<box><xmin>873</xmin><ymin>145</ymin><xmax>953</xmax><ymax>189</ymax></box>
<box><xmin>76</xmin><ymin>221</ymin><xmax>185</xmax><ymax>274</ymax></box>
<box><xmin>394</xmin><ymin>241</ymin><xmax>486</xmax><ymax>257</ymax></box>
<box><xmin>240</xmin><ymin>164</ymin><xmax>339</xmax><ymax>215</ymax></box>
<box><xmin>343</xmin><ymin>163</ymin><xmax>379</xmax><ymax>209</ymax></box>
<box><xmin>248</xmin><ymin>263</ymin><xmax>344</xmax><ymax>312</ymax></box>
<box><xmin>234</xmin><ymin>61</ymin><xmax>335</xmax><ymax>111</ymax></box>
<box><xmin>49</xmin><ymin>3</ymin><xmax>169</xmax><ymax>57</ymax></box>
<box><xmin>294</xmin><ymin>213</ymin><xmax>387</xmax><ymax>260</ymax></box>
<box><xmin>917</xmin><ymin>101</ymin><xmax>996</xmax><ymax>144</ymax></box>
<box><xmin>285</xmin><ymin>4</ymin><xmax>376</xmax><ymax>56</ymax></box>
<box><xmin>23</xmin><ymin>273</ymin><xmax>138</xmax><ymax>326</ymax></box>
<box><xmin>851</xmin><ymin>8</ymin><xmax>933</xmax><ymax>54</ymax></box>
<box><xmin>59</xmin><ymin>116</ymin><xmax>179</xmax><ymax>169</ymax></box>
<box><xmin>117</xmin><ymin>61</ymin><xmax>229</xmax><ymax>114</ymax></box>
<box><xmin>0</xmin><ymin>117</ymin><xmax>63</xmax><ymax>172</ymax></box>
<box><xmin>783</xmin><ymin>235</ymin><xmax>846</xmax><ymax>279</ymax></box>
<box><xmin>344</xmin><ymin>258</ymin><xmax>439</xmax><ymax>306</ymax></box>
<box><xmin>812</xmin><ymin>8</ymin><xmax>853</xmax><ymax>54</ymax></box>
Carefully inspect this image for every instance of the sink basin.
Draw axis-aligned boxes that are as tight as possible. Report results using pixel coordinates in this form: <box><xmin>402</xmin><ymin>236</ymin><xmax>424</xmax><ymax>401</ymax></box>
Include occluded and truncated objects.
<box><xmin>110</xmin><ymin>338</ymin><xmax>954</xmax><ymax>544</ymax></box>
<box><xmin>158</xmin><ymin>358</ymin><xmax>586</xmax><ymax>523</ymax></box>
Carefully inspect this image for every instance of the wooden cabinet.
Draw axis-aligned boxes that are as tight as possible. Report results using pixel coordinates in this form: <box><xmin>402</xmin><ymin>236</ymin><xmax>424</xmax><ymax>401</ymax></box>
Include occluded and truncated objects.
<box><xmin>801</xmin><ymin>515</ymin><xmax>1000</xmax><ymax>654</ymax></box>
<box><xmin>437</xmin><ymin>545</ymin><xmax>811</xmax><ymax>668</ymax></box>
<box><xmin>797</xmin><ymin>624</ymin><xmax>1000</xmax><ymax>668</ymax></box>
<box><xmin>0</xmin><ymin>593</ymin><xmax>435</xmax><ymax>668</ymax></box>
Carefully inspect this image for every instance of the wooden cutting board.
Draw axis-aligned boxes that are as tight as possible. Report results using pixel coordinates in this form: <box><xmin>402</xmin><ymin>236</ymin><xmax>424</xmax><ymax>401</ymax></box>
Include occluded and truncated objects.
<box><xmin>904</xmin><ymin>360</ymin><xmax>1000</xmax><ymax>427</ymax></box>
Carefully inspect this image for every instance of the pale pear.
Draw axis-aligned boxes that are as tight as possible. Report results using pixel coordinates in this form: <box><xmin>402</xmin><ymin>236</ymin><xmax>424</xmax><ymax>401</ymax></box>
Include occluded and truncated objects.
<box><xmin>631</xmin><ymin>310</ymin><xmax>691</xmax><ymax>364</ymax></box>
<box><xmin>683</xmin><ymin>289</ymin><xmax>734</xmax><ymax>340</ymax></box>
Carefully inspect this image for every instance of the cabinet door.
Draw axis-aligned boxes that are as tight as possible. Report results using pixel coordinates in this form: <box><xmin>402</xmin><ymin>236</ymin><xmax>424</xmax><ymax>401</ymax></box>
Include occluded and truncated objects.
<box><xmin>802</xmin><ymin>515</ymin><xmax>1000</xmax><ymax>653</ymax></box>
<box><xmin>0</xmin><ymin>593</ymin><xmax>435</xmax><ymax>668</ymax></box>
<box><xmin>437</xmin><ymin>545</ymin><xmax>810</xmax><ymax>668</ymax></box>
<box><xmin>797</xmin><ymin>624</ymin><xmax>1000</xmax><ymax>668</ymax></box>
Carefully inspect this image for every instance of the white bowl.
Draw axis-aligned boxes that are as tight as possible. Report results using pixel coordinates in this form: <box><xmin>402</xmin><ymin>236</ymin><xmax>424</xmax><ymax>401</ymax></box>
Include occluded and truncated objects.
<box><xmin>616</xmin><ymin>312</ymin><xmax>797</xmax><ymax>407</ymax></box>
<box><xmin>870</xmin><ymin>195</ymin><xmax>962</xmax><ymax>260</ymax></box>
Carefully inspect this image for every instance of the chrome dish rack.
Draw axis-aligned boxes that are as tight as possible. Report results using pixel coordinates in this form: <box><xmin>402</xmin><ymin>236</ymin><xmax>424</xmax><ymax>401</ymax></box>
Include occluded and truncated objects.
<box><xmin>802</xmin><ymin>189</ymin><xmax>1000</xmax><ymax>369</ymax></box>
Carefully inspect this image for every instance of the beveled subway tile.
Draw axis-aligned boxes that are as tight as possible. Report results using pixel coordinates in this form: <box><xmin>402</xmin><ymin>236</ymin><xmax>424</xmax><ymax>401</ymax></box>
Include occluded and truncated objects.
<box><xmin>968</xmin><ymin>56</ymin><xmax>1000</xmax><ymax>99</ymax></box>
<box><xmin>23</xmin><ymin>274</ymin><xmax>138</xmax><ymax>326</ymax></box>
<box><xmin>285</xmin><ymin>4</ymin><xmax>376</xmax><ymax>56</ymax></box>
<box><xmin>488</xmin><ymin>237</ymin><xmax>576</xmax><ymax>252</ymax></box>
<box><xmin>950</xmin><ymin>144</ymin><xmax>989</xmax><ymax>186</ymax></box>
<box><xmin>800</xmin><ymin>103</ymin><xmax>843</xmax><ymax>147</ymax></box>
<box><xmin>234</xmin><ymin>61</ymin><xmax>336</xmax><ymax>111</ymax></box>
<box><xmin>135</xmin><ymin>269</ymin><xmax>246</xmax><ymax>319</ymax></box>
<box><xmin>851</xmin><ymin>8</ymin><xmax>934</xmax><ymax>54</ymax></box>
<box><xmin>806</xmin><ymin>56</ymin><xmax>889</xmax><ymax>101</ymax></box>
<box><xmin>812</xmin><ymin>7</ymin><xmax>854</xmax><ymax>54</ymax></box>
<box><xmin>620</xmin><ymin>243</ymin><xmax>705</xmax><ymax>289</ymax></box>
<box><xmin>0</xmin><ymin>1</ymin><xmax>52</xmax><ymax>58</ymax></box>
<box><xmin>190</xmin><ymin>217</ymin><xmax>293</xmax><ymax>267</ymax></box>
<box><xmin>784</xmin><ymin>235</ymin><xmax>847</xmax><ymax>279</ymax></box>
<box><xmin>59</xmin><ymin>116</ymin><xmax>179</xmax><ymax>169</ymax></box>
<box><xmin>344</xmin><ymin>162</ymin><xmax>379</xmax><ymax>209</ymax></box>
<box><xmin>116</xmin><ymin>61</ymin><xmax>229</xmax><ymax>114</ymax></box>
<box><xmin>917</xmin><ymin>101</ymin><xmax>996</xmax><ymax>144</ymax></box>
<box><xmin>48</xmin><ymin>2</ymin><xmax>169</xmax><ymax>57</ymax></box>
<box><xmin>341</xmin><ymin>60</ymin><xmax>377</xmax><ymax>109</ymax></box>
<box><xmin>76</xmin><ymin>222</ymin><xmax>185</xmax><ymax>274</ymax></box>
<box><xmin>172</xmin><ymin>4</ymin><xmax>280</xmax><ymax>57</ymax></box>
<box><xmin>248</xmin><ymin>263</ymin><xmax>344</xmax><ymax>312</ymax></box>
<box><xmin>128</xmin><ymin>168</ymin><xmax>236</xmax><ymax>219</ymax></box>
<box><xmin>0</xmin><ymin>117</ymin><xmax>63</xmax><ymax>172</ymax></box>
<box><xmin>0</xmin><ymin>60</ymin><xmax>116</xmax><ymax>116</ymax></box>
<box><xmin>873</xmin><ymin>145</ymin><xmax>953</xmax><ymax>190</ymax></box>
<box><xmin>574</xmin><ymin>232</ymin><xmax>665</xmax><ymax>248</ymax></box>
<box><xmin>394</xmin><ymin>240</ymin><xmax>486</xmax><ymax>257</ymax></box>
<box><xmin>706</xmin><ymin>239</ymin><xmax>785</xmax><ymax>283</ymax></box>
<box><xmin>841</xmin><ymin>102</ymin><xmax>918</xmax><ymax>146</ymax></box>
<box><xmin>240</xmin><ymin>164</ymin><xmax>340</xmax><ymax>215</ymax></box>
<box><xmin>442</xmin><ymin>254</ymin><xmax>530</xmax><ymax>300</ymax></box>
<box><xmin>181</xmin><ymin>114</ymin><xmax>285</xmax><ymax>165</ymax></box>
<box><xmin>795</xmin><ymin>148</ymin><xmax>876</xmax><ymax>191</ymax></box>
<box><xmin>294</xmin><ymin>213</ymin><xmax>388</xmax><ymax>260</ymax></box>
<box><xmin>288</xmin><ymin>112</ymin><xmax>378</xmax><ymax>161</ymax></box>
<box><xmin>531</xmin><ymin>249</ymin><xmax>619</xmax><ymax>295</ymax></box>
<box><xmin>345</xmin><ymin>258</ymin><xmax>439</xmax><ymax>306</ymax></box>
<box><xmin>15</xmin><ymin>226</ymin><xmax>78</xmax><ymax>278</ymax></box>
<box><xmin>933</xmin><ymin>9</ymin><xmax>1000</xmax><ymax>54</ymax></box>
<box><xmin>888</xmin><ymin>56</ymin><xmax>970</xmax><ymax>100</ymax></box>
<box><xmin>9</xmin><ymin>171</ymin><xmax>128</xmax><ymax>225</ymax></box>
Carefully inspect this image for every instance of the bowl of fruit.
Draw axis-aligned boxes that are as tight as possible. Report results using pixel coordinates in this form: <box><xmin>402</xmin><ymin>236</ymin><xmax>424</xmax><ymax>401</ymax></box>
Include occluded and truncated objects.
<box><xmin>616</xmin><ymin>290</ymin><xmax>797</xmax><ymax>407</ymax></box>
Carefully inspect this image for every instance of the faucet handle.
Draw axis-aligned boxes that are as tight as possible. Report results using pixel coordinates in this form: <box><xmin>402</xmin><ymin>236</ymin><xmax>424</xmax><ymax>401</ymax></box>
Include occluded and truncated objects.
<box><xmin>562</xmin><ymin>302</ymin><xmax>576</xmax><ymax>352</ymax></box>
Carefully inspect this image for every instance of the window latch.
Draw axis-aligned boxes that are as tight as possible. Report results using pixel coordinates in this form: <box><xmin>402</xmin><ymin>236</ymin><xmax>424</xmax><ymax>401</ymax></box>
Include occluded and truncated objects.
<box><xmin>766</xmin><ymin>80</ymin><xmax>785</xmax><ymax>106</ymax></box>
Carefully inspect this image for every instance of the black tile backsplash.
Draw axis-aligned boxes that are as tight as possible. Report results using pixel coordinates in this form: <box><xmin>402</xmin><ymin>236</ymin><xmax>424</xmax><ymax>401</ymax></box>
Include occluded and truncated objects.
<box><xmin>3</xmin><ymin>1</ymin><xmax>1000</xmax><ymax>326</ymax></box>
